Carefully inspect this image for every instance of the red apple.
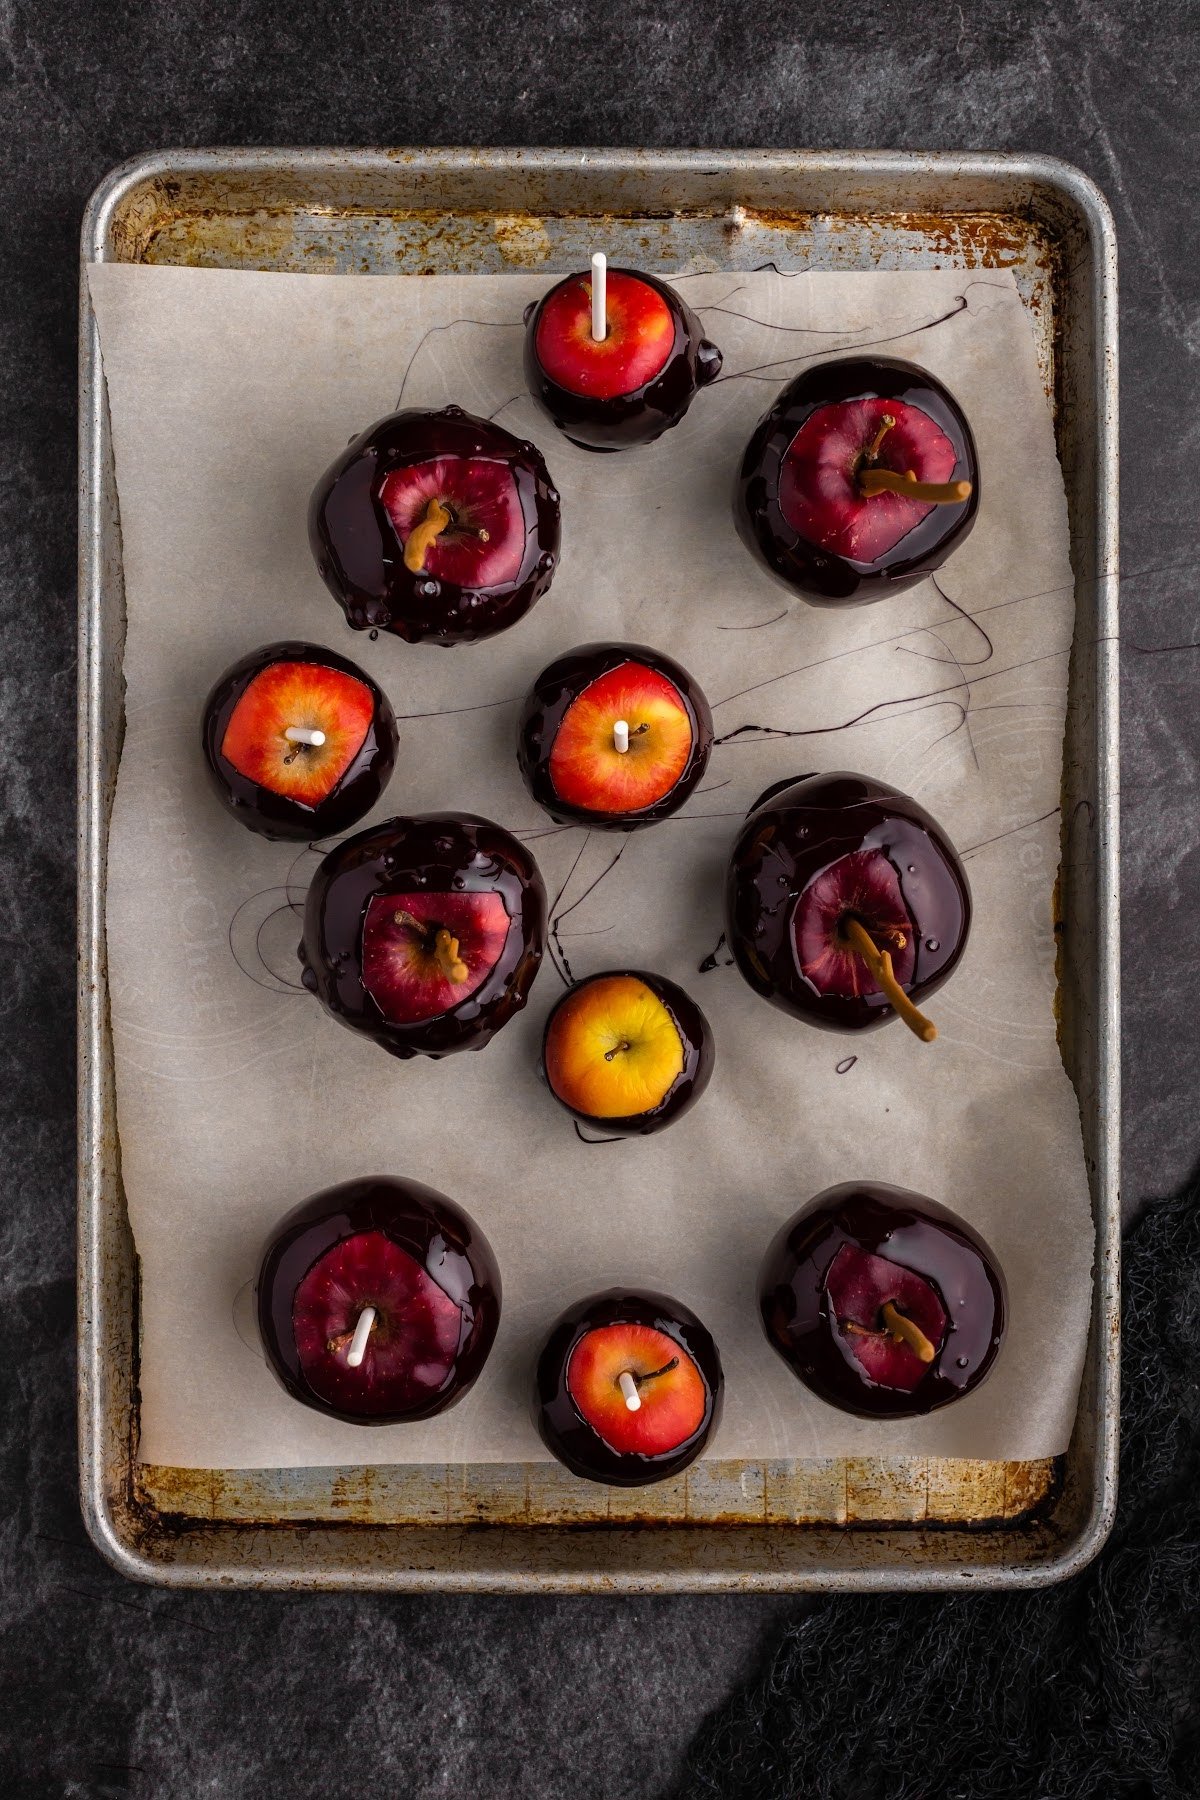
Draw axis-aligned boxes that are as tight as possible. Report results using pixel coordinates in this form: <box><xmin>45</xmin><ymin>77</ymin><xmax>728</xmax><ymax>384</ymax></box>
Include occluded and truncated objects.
<box><xmin>292</xmin><ymin>1229</ymin><xmax>466</xmax><ymax>1416</ymax></box>
<box><xmin>793</xmin><ymin>848</ymin><xmax>917</xmax><ymax>999</ymax></box>
<box><xmin>300</xmin><ymin>813</ymin><xmax>546</xmax><ymax>1059</ymax></box>
<box><xmin>533</xmin><ymin>1288</ymin><xmax>723</xmax><ymax>1484</ymax></box>
<box><xmin>361</xmin><ymin>889</ymin><xmax>512</xmax><ymax>1025</ymax></box>
<box><xmin>257</xmin><ymin>1176</ymin><xmax>501</xmax><ymax>1424</ymax></box>
<box><xmin>566</xmin><ymin>1322</ymin><xmax>707</xmax><ymax>1456</ymax></box>
<box><xmin>780</xmin><ymin>396</ymin><xmax>961</xmax><ymax>562</ymax></box>
<box><xmin>219</xmin><ymin>659</ymin><xmax>370</xmax><ymax>797</ymax></box>
<box><xmin>824</xmin><ymin>1243</ymin><xmax>947</xmax><ymax>1393</ymax></box>
<box><xmin>518</xmin><ymin>641</ymin><xmax>714</xmax><ymax>829</ymax></box>
<box><xmin>378</xmin><ymin>455</ymin><xmax>525</xmax><ymax>588</ymax></box>
<box><xmin>734</xmin><ymin>358</ymin><xmax>978</xmax><ymax>605</ymax></box>
<box><xmin>548</xmin><ymin>662</ymin><xmax>692</xmax><ymax>813</ymax></box>
<box><xmin>201</xmin><ymin>641</ymin><xmax>397</xmax><ymax>841</ymax></box>
<box><xmin>534</xmin><ymin>268</ymin><xmax>676</xmax><ymax>400</ymax></box>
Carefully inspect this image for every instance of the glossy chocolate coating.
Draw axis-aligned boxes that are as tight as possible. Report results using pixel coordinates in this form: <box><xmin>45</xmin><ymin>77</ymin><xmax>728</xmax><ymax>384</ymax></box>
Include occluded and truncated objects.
<box><xmin>517</xmin><ymin>640</ymin><xmax>714</xmax><ymax>829</ymax></box>
<box><xmin>734</xmin><ymin>357</ymin><xmax>979</xmax><ymax>605</ymax></box>
<box><xmin>759</xmin><ymin>1181</ymin><xmax>1006</xmax><ymax>1418</ymax></box>
<box><xmin>541</xmin><ymin>969</ymin><xmax>715</xmax><ymax>1136</ymax></box>
<box><xmin>299</xmin><ymin>812</ymin><xmax>546</xmax><ymax>1058</ymax></box>
<box><xmin>523</xmin><ymin>270</ymin><xmax>722</xmax><ymax>452</ymax></box>
<box><xmin>725</xmin><ymin>771</ymin><xmax>970</xmax><ymax>1032</ymax></box>
<box><xmin>308</xmin><ymin>405</ymin><xmax>561</xmax><ymax>645</ymax></box>
<box><xmin>534</xmin><ymin>1288</ymin><xmax>723</xmax><ymax>1484</ymax></box>
<box><xmin>257</xmin><ymin>1175</ymin><xmax>501</xmax><ymax>1424</ymax></box>
<box><xmin>201</xmin><ymin>640</ymin><xmax>398</xmax><ymax>841</ymax></box>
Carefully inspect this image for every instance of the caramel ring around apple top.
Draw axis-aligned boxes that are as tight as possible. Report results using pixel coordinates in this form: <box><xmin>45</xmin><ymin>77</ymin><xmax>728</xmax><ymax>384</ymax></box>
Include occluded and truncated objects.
<box><xmin>733</xmin><ymin>355</ymin><xmax>979</xmax><ymax>606</ymax></box>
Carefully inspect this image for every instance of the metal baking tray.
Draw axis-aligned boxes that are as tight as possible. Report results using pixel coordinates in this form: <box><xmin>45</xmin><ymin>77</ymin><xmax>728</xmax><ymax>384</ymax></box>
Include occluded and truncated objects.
<box><xmin>78</xmin><ymin>148</ymin><xmax>1119</xmax><ymax>1591</ymax></box>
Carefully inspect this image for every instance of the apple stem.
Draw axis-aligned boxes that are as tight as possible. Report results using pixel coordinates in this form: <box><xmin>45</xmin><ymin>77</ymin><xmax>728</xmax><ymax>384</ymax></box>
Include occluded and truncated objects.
<box><xmin>863</xmin><ymin>413</ymin><xmax>897</xmax><ymax>463</ymax></box>
<box><xmin>840</xmin><ymin>917</ymin><xmax>937</xmax><ymax>1043</ymax></box>
<box><xmin>403</xmin><ymin>496</ymin><xmax>452</xmax><ymax>573</ymax></box>
<box><xmin>880</xmin><ymin>1301</ymin><xmax>937</xmax><ymax>1363</ymax></box>
<box><xmin>858</xmin><ymin>467</ymin><xmax>973</xmax><ymax>505</ymax></box>
<box><xmin>604</xmin><ymin>1039</ymin><xmax>632</xmax><ymax>1062</ymax></box>
<box><xmin>345</xmin><ymin>1305</ymin><xmax>377</xmax><ymax>1369</ymax></box>
<box><xmin>618</xmin><ymin>1371</ymin><xmax>642</xmax><ymax>1412</ymax></box>
<box><xmin>590</xmin><ymin>251</ymin><xmax>607</xmax><ymax>341</ymax></box>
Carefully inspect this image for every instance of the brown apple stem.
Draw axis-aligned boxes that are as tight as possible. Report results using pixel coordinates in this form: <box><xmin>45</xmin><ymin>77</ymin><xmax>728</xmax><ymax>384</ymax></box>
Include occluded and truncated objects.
<box><xmin>634</xmin><ymin>1357</ymin><xmax>680</xmax><ymax>1386</ymax></box>
<box><xmin>862</xmin><ymin>413</ymin><xmax>896</xmax><ymax>463</ymax></box>
<box><xmin>840</xmin><ymin>917</ymin><xmax>937</xmax><ymax>1043</ymax></box>
<box><xmin>434</xmin><ymin>928</ymin><xmax>469</xmax><ymax>984</ymax></box>
<box><xmin>858</xmin><ymin>467</ymin><xmax>973</xmax><ymax>505</ymax></box>
<box><xmin>880</xmin><ymin>1302</ymin><xmax>936</xmax><ymax>1363</ymax></box>
<box><xmin>403</xmin><ymin>497</ymin><xmax>452</xmax><ymax>573</ymax></box>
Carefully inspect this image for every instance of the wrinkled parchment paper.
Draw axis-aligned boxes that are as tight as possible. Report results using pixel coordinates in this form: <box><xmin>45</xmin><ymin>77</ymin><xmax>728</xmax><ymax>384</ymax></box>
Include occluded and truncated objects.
<box><xmin>87</xmin><ymin>262</ymin><xmax>1092</xmax><ymax>1469</ymax></box>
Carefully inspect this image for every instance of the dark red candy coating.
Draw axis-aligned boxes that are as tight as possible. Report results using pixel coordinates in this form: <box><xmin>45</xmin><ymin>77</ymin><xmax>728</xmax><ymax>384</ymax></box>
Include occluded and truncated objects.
<box><xmin>523</xmin><ymin>270</ymin><xmax>722</xmax><ymax>452</ymax></box>
<box><xmin>299</xmin><ymin>812</ymin><xmax>546</xmax><ymax>1059</ymax></box>
<box><xmin>534</xmin><ymin>1288</ymin><xmax>723</xmax><ymax>1485</ymax></box>
<box><xmin>758</xmin><ymin>1181</ymin><xmax>1005</xmax><ymax>1418</ymax></box>
<box><xmin>201</xmin><ymin>640</ymin><xmax>397</xmax><ymax>841</ymax></box>
<box><xmin>308</xmin><ymin>405</ymin><xmax>561</xmax><ymax>645</ymax></box>
<box><xmin>734</xmin><ymin>357</ymin><xmax>978</xmax><ymax>605</ymax></box>
<box><xmin>257</xmin><ymin>1176</ymin><xmax>501</xmax><ymax>1424</ymax></box>
<box><xmin>517</xmin><ymin>641</ymin><xmax>713</xmax><ymax>829</ymax></box>
<box><xmin>724</xmin><ymin>771</ymin><xmax>970</xmax><ymax>1033</ymax></box>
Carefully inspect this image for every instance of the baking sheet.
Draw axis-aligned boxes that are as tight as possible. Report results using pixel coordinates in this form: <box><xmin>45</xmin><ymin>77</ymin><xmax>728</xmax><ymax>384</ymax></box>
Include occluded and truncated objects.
<box><xmin>87</xmin><ymin>260</ymin><xmax>1092</xmax><ymax>1470</ymax></box>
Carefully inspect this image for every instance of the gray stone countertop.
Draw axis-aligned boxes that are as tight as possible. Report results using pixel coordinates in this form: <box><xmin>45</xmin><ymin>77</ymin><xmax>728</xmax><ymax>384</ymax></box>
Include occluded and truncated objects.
<box><xmin>1</xmin><ymin>2</ymin><xmax>1195</xmax><ymax>1794</ymax></box>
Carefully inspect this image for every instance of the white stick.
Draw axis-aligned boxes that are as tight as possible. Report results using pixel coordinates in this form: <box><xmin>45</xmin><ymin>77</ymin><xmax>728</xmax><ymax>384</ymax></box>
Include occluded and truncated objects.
<box><xmin>591</xmin><ymin>251</ymin><xmax>607</xmax><ymax>341</ymax></box>
<box><xmin>284</xmin><ymin>726</ymin><xmax>326</xmax><ymax>747</ymax></box>
<box><xmin>345</xmin><ymin>1305</ymin><xmax>376</xmax><ymax>1368</ymax></box>
<box><xmin>613</xmin><ymin>719</ymin><xmax>630</xmax><ymax>754</ymax></box>
<box><xmin>618</xmin><ymin>1371</ymin><xmax>641</xmax><ymax>1412</ymax></box>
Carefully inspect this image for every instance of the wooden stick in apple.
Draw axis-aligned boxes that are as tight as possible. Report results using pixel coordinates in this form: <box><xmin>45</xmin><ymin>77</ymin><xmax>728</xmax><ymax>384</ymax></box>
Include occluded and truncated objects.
<box><xmin>618</xmin><ymin>1370</ymin><xmax>641</xmax><ymax>1411</ymax></box>
<box><xmin>344</xmin><ymin>1304</ymin><xmax>377</xmax><ymax>1368</ymax></box>
<box><xmin>840</xmin><ymin>917</ymin><xmax>937</xmax><ymax>1043</ymax></box>
<box><xmin>590</xmin><ymin>251</ymin><xmax>607</xmax><ymax>341</ymax></box>
<box><xmin>612</xmin><ymin>718</ymin><xmax>631</xmax><ymax>754</ymax></box>
<box><xmin>859</xmin><ymin>467</ymin><xmax>973</xmax><ymax>505</ymax></box>
<box><xmin>284</xmin><ymin>725</ymin><xmax>326</xmax><ymax>747</ymax></box>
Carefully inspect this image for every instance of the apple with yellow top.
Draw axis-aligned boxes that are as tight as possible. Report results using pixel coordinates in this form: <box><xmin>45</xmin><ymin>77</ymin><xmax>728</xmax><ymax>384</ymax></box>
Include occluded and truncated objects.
<box><xmin>541</xmin><ymin>970</ymin><xmax>714</xmax><ymax>1137</ymax></box>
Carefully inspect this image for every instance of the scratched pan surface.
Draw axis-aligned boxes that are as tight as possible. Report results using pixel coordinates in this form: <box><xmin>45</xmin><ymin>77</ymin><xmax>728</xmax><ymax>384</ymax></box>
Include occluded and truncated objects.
<box><xmin>78</xmin><ymin>149</ymin><xmax>1118</xmax><ymax>1590</ymax></box>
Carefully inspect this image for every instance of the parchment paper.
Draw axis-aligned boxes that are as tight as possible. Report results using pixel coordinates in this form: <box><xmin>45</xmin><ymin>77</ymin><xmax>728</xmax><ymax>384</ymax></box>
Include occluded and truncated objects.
<box><xmin>87</xmin><ymin>261</ymin><xmax>1092</xmax><ymax>1470</ymax></box>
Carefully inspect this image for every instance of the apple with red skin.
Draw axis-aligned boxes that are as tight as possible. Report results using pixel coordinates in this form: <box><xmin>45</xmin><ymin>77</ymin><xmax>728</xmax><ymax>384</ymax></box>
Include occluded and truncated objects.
<box><xmin>734</xmin><ymin>357</ymin><xmax>978</xmax><ymax>605</ymax></box>
<box><xmin>758</xmin><ymin>1181</ymin><xmax>1005</xmax><ymax>1418</ymax></box>
<box><xmin>257</xmin><ymin>1175</ymin><xmax>501</xmax><ymax>1423</ymax></box>
<box><xmin>534</xmin><ymin>1289</ymin><xmax>723</xmax><ymax>1484</ymax></box>
<box><xmin>518</xmin><ymin>642</ymin><xmax>713</xmax><ymax>829</ymax></box>
<box><xmin>299</xmin><ymin>812</ymin><xmax>546</xmax><ymax>1058</ymax></box>
<box><xmin>309</xmin><ymin>405</ymin><xmax>561</xmax><ymax>645</ymax></box>
<box><xmin>524</xmin><ymin>268</ymin><xmax>722</xmax><ymax>451</ymax></box>
<box><xmin>724</xmin><ymin>771</ymin><xmax>970</xmax><ymax>1034</ymax></box>
<box><xmin>541</xmin><ymin>970</ymin><xmax>714</xmax><ymax>1136</ymax></box>
<box><xmin>201</xmin><ymin>641</ymin><xmax>398</xmax><ymax>841</ymax></box>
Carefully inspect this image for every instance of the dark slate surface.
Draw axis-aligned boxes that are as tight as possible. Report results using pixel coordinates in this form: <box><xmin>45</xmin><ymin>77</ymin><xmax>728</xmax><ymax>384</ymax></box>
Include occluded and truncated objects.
<box><xmin>1</xmin><ymin>2</ymin><xmax>1195</xmax><ymax>1794</ymax></box>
